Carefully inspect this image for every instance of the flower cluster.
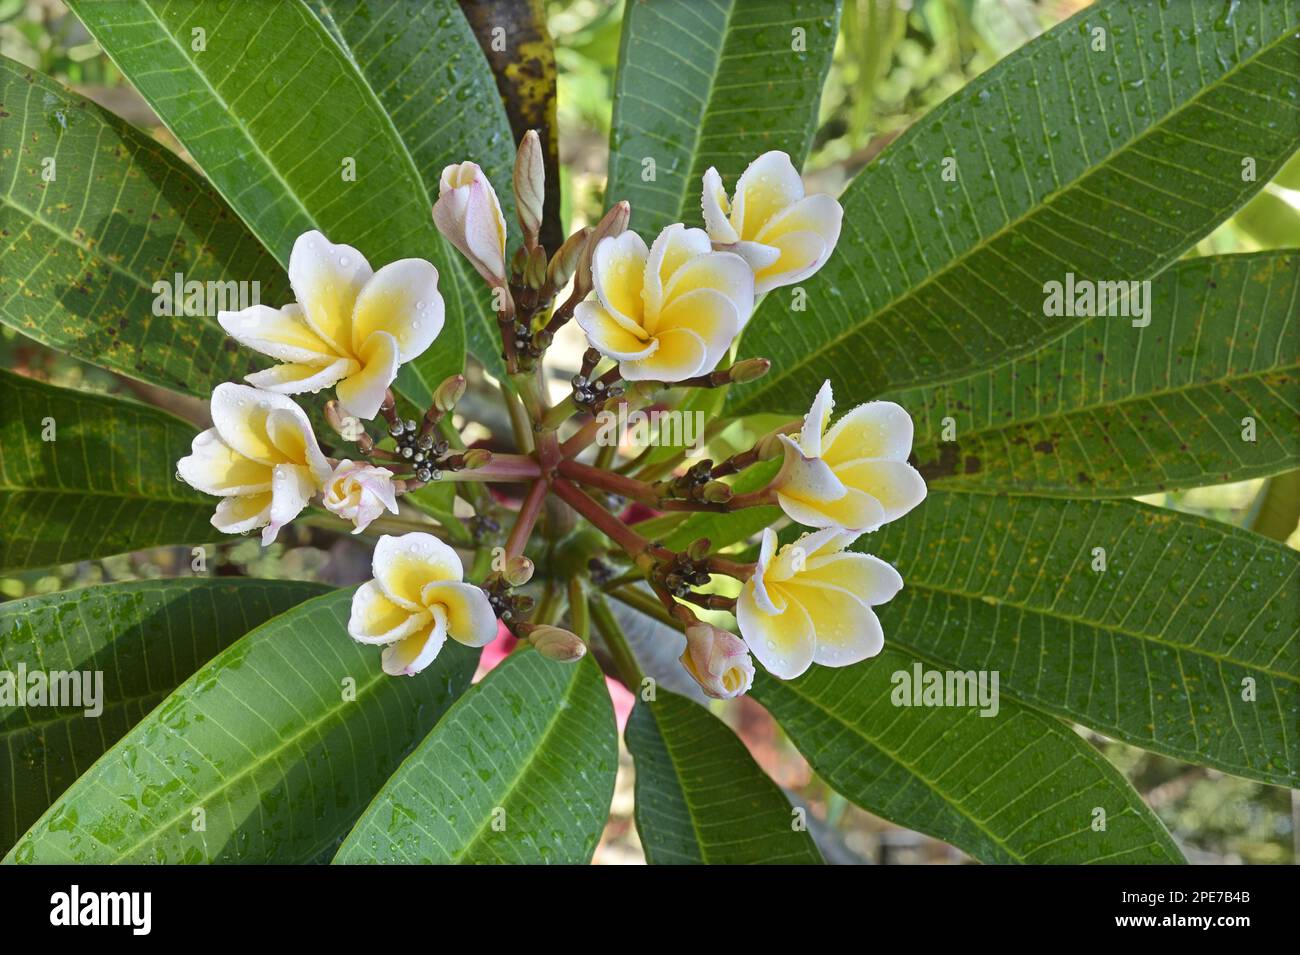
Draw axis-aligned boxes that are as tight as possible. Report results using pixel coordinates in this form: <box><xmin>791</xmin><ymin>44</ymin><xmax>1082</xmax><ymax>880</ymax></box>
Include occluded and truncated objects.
<box><xmin>176</xmin><ymin>132</ymin><xmax>926</xmax><ymax>695</ymax></box>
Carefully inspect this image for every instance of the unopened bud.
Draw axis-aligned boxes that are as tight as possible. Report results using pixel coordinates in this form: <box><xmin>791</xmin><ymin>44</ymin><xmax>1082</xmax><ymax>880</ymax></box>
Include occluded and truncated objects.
<box><xmin>756</xmin><ymin>432</ymin><xmax>785</xmax><ymax>461</ymax></box>
<box><xmin>680</xmin><ymin>622</ymin><xmax>753</xmax><ymax>700</ymax></box>
<box><xmin>502</xmin><ymin>555</ymin><xmax>534</xmax><ymax>587</ymax></box>
<box><xmin>323</xmin><ymin>400</ymin><xmax>348</xmax><ymax>435</ymax></box>
<box><xmin>433</xmin><ymin>374</ymin><xmax>467</xmax><ymax>412</ymax></box>
<box><xmin>528</xmin><ymin>625</ymin><xmax>587</xmax><ymax>662</ymax></box>
<box><xmin>525</xmin><ymin>244</ymin><xmax>548</xmax><ymax>289</ymax></box>
<box><xmin>574</xmin><ymin>201</ymin><xmax>630</xmax><ymax>299</ymax></box>
<box><xmin>547</xmin><ymin>226</ymin><xmax>591</xmax><ymax>292</ymax></box>
<box><xmin>701</xmin><ymin>481</ymin><xmax>733</xmax><ymax>504</ymax></box>
<box><xmin>728</xmin><ymin>357</ymin><xmax>771</xmax><ymax>384</ymax></box>
<box><xmin>513</xmin><ymin>129</ymin><xmax>545</xmax><ymax>248</ymax></box>
<box><xmin>510</xmin><ymin>244</ymin><xmax>529</xmax><ymax>279</ymax></box>
<box><xmin>686</xmin><ymin>537</ymin><xmax>712</xmax><ymax>560</ymax></box>
<box><xmin>461</xmin><ymin>448</ymin><xmax>494</xmax><ymax>470</ymax></box>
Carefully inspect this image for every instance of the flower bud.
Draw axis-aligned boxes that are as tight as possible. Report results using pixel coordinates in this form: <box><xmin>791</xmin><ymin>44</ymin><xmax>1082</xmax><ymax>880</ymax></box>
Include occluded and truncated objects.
<box><xmin>528</xmin><ymin>625</ymin><xmax>587</xmax><ymax>662</ymax></box>
<box><xmin>728</xmin><ymin>357</ymin><xmax>771</xmax><ymax>384</ymax></box>
<box><xmin>680</xmin><ymin>623</ymin><xmax>754</xmax><ymax>699</ymax></box>
<box><xmin>461</xmin><ymin>448</ymin><xmax>494</xmax><ymax>470</ymax></box>
<box><xmin>547</xmin><ymin>226</ymin><xmax>591</xmax><ymax>292</ymax></box>
<box><xmin>756</xmin><ymin>431</ymin><xmax>785</xmax><ymax>461</ymax></box>
<box><xmin>573</xmin><ymin>201</ymin><xmax>630</xmax><ymax>300</ymax></box>
<box><xmin>433</xmin><ymin>161</ymin><xmax>508</xmax><ymax>285</ymax></box>
<box><xmin>525</xmin><ymin>244</ymin><xmax>548</xmax><ymax>290</ymax></box>
<box><xmin>513</xmin><ymin>129</ymin><xmax>545</xmax><ymax>248</ymax></box>
<box><xmin>433</xmin><ymin>373</ymin><xmax>467</xmax><ymax>412</ymax></box>
<box><xmin>322</xmin><ymin>460</ymin><xmax>399</xmax><ymax>534</ymax></box>
<box><xmin>686</xmin><ymin>537</ymin><xmax>712</xmax><ymax>560</ymax></box>
<box><xmin>701</xmin><ymin>481</ymin><xmax>733</xmax><ymax>503</ymax></box>
<box><xmin>502</xmin><ymin>555</ymin><xmax>535</xmax><ymax>587</ymax></box>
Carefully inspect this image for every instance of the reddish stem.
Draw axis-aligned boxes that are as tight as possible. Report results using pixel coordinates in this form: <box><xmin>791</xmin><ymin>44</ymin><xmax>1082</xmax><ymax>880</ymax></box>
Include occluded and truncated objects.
<box><xmin>505</xmin><ymin>479</ymin><xmax>548</xmax><ymax>561</ymax></box>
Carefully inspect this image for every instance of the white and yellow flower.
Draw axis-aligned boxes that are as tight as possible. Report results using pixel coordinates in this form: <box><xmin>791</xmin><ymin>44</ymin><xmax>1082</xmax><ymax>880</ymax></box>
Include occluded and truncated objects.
<box><xmin>322</xmin><ymin>460</ymin><xmax>399</xmax><ymax>534</ymax></box>
<box><xmin>347</xmin><ymin>533</ymin><xmax>499</xmax><ymax>676</ymax></box>
<box><xmin>702</xmin><ymin>151</ymin><xmax>842</xmax><ymax>294</ymax></box>
<box><xmin>575</xmin><ymin>224</ymin><xmax>753</xmax><ymax>382</ymax></box>
<box><xmin>176</xmin><ymin>383</ymin><xmax>332</xmax><ymax>546</ymax></box>
<box><xmin>218</xmin><ymin>230</ymin><xmax>444</xmax><ymax>421</ymax></box>
<box><xmin>774</xmin><ymin>380</ymin><xmax>926</xmax><ymax>532</ymax></box>
<box><xmin>433</xmin><ymin>161</ymin><xmax>508</xmax><ymax>285</ymax></box>
<box><xmin>737</xmin><ymin>528</ymin><xmax>902</xmax><ymax>679</ymax></box>
<box><xmin>680</xmin><ymin>622</ymin><xmax>754</xmax><ymax>700</ymax></box>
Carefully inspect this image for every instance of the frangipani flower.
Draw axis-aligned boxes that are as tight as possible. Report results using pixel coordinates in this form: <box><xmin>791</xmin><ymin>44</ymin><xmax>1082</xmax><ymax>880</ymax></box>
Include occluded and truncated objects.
<box><xmin>433</xmin><ymin>161</ymin><xmax>508</xmax><ymax>285</ymax></box>
<box><xmin>322</xmin><ymin>460</ymin><xmax>399</xmax><ymax>533</ymax></box>
<box><xmin>737</xmin><ymin>528</ymin><xmax>902</xmax><ymax>679</ymax></box>
<box><xmin>177</xmin><ymin>383</ymin><xmax>331</xmax><ymax>545</ymax></box>
<box><xmin>348</xmin><ymin>533</ymin><xmax>498</xmax><ymax>676</ymax></box>
<box><xmin>774</xmin><ymin>380</ymin><xmax>926</xmax><ymax>532</ymax></box>
<box><xmin>219</xmin><ymin>231</ymin><xmax>444</xmax><ymax>421</ymax></box>
<box><xmin>575</xmin><ymin>224</ymin><xmax>753</xmax><ymax>382</ymax></box>
<box><xmin>702</xmin><ymin>151</ymin><xmax>842</xmax><ymax>294</ymax></box>
<box><xmin>680</xmin><ymin>622</ymin><xmax>754</xmax><ymax>699</ymax></box>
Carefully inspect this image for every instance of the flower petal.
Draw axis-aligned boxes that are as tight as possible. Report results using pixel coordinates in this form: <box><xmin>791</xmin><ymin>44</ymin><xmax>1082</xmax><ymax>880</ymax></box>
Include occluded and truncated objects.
<box><xmin>264</xmin><ymin>407</ymin><xmax>331</xmax><ymax>483</ymax></box>
<box><xmin>336</xmin><ymin>330</ymin><xmax>401</xmax><ymax>421</ymax></box>
<box><xmin>177</xmin><ymin>429</ymin><xmax>272</xmax><ymax>497</ymax></box>
<box><xmin>373</xmin><ymin>532</ymin><xmax>464</xmax><ymax>610</ymax></box>
<box><xmin>210</xmin><ymin>382</ymin><xmax>309</xmax><ymax>466</ymax></box>
<box><xmin>783</xmin><ymin>581</ymin><xmax>884</xmax><ymax>668</ymax></box>
<box><xmin>381</xmin><ymin>607</ymin><xmax>449</xmax><ymax>676</ymax></box>
<box><xmin>592</xmin><ymin>230</ymin><xmax>649</xmax><ymax>327</ymax></box>
<box><xmin>574</xmin><ymin>301</ymin><xmax>656</xmax><ymax>361</ymax></box>
<box><xmin>799</xmin><ymin>380</ymin><xmax>834</xmax><ymax>457</ymax></box>
<box><xmin>288</xmin><ymin>231</ymin><xmax>372</xmax><ymax>357</ymax></box>
<box><xmin>622</xmin><ymin>326</ymin><xmax>708</xmax><ymax>382</ymax></box>
<box><xmin>751</xmin><ymin>230</ymin><xmax>828</xmax><ymax>295</ymax></box>
<box><xmin>700</xmin><ymin>167</ymin><xmax>739</xmax><ymax>244</ymax></box>
<box><xmin>767</xmin><ymin>527</ymin><xmax>848</xmax><ymax>581</ymax></box>
<box><xmin>661</xmin><ymin>250</ymin><xmax>754</xmax><ymax>331</ymax></box>
<box><xmin>651</xmin><ymin>287</ymin><xmax>740</xmax><ymax>371</ymax></box>
<box><xmin>211</xmin><ymin>491</ymin><xmax>272</xmax><ymax>536</ymax></box>
<box><xmin>420</xmin><ymin>581</ymin><xmax>498</xmax><ymax>648</ymax></box>
<box><xmin>805</xmin><ymin>551</ymin><xmax>903</xmax><ymax>605</ymax></box>
<box><xmin>737</xmin><ymin>584</ymin><xmax>815</xmax><ymax>679</ymax></box>
<box><xmin>777</xmin><ymin>486</ymin><xmax>885</xmax><ymax>533</ymax></box>
<box><xmin>261</xmin><ymin>462</ymin><xmax>316</xmax><ymax>545</ymax></box>
<box><xmin>822</xmin><ymin>400</ymin><xmax>915</xmax><ymax>465</ymax></box>
<box><xmin>834</xmin><ymin>458</ymin><xmax>927</xmax><ymax>523</ymax></box>
<box><xmin>733</xmin><ymin>150</ymin><xmax>804</xmax><ymax>240</ymax></box>
<box><xmin>727</xmin><ymin>239</ymin><xmax>782</xmax><ymax>273</ymax></box>
<box><xmin>350</xmin><ymin>258</ymin><xmax>444</xmax><ymax>362</ymax></box>
<box><xmin>644</xmin><ymin>224</ymin><xmax>712</xmax><ymax>318</ymax></box>
<box><xmin>750</xmin><ymin>527</ymin><xmax>781</xmax><ymax>614</ymax></box>
<box><xmin>245</xmin><ymin>357</ymin><xmax>356</xmax><ymax>395</ymax></box>
<box><xmin>348</xmin><ymin>580</ymin><xmax>430</xmax><ymax>645</ymax></box>
<box><xmin>218</xmin><ymin>303</ymin><xmax>337</xmax><ymax>364</ymax></box>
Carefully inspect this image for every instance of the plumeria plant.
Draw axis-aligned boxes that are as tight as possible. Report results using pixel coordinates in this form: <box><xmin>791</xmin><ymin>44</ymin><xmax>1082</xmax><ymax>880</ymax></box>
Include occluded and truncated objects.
<box><xmin>1</xmin><ymin>0</ymin><xmax>1297</xmax><ymax>868</ymax></box>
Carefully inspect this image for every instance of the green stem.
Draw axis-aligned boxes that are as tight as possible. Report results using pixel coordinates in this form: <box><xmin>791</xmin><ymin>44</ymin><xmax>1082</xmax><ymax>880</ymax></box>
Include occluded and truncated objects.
<box><xmin>589</xmin><ymin>591</ymin><xmax>644</xmax><ymax>688</ymax></box>
<box><xmin>567</xmin><ymin>577</ymin><xmax>590</xmax><ymax>640</ymax></box>
<box><xmin>608</xmin><ymin>585</ymin><xmax>682</xmax><ymax>632</ymax></box>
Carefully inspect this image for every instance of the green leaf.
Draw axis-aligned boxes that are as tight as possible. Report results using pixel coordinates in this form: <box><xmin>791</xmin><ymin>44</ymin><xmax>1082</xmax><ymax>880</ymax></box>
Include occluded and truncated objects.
<box><xmin>608</xmin><ymin>0</ymin><xmax>841</xmax><ymax>239</ymax></box>
<box><xmin>753</xmin><ymin>649</ymin><xmax>1184</xmax><ymax>864</ymax></box>
<box><xmin>866</xmin><ymin>489</ymin><xmax>1300</xmax><ymax>787</ymax></box>
<box><xmin>731</xmin><ymin>0</ymin><xmax>1300</xmax><ymax>414</ymax></box>
<box><xmin>66</xmin><ymin>0</ymin><xmax>464</xmax><ymax>404</ymax></box>
<box><xmin>334</xmin><ymin>650</ymin><xmax>617</xmax><ymax>863</ymax></box>
<box><xmin>899</xmin><ymin>252</ymin><xmax>1300</xmax><ymax>496</ymax></box>
<box><xmin>6</xmin><ymin>587</ymin><xmax>476</xmax><ymax>863</ymax></box>
<box><xmin>0</xmin><ymin>57</ymin><xmax>289</xmax><ymax>396</ymax></box>
<box><xmin>0</xmin><ymin>369</ymin><xmax>214</xmax><ymax>572</ymax></box>
<box><xmin>309</xmin><ymin>0</ymin><xmax>514</xmax><ymax>380</ymax></box>
<box><xmin>0</xmin><ymin>577</ymin><xmax>328</xmax><ymax>856</ymax></box>
<box><xmin>625</xmin><ymin>689</ymin><xmax>822</xmax><ymax>864</ymax></box>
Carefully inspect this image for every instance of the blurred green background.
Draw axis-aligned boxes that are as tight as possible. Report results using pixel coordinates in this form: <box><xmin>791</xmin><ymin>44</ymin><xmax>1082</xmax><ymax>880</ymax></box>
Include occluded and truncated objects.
<box><xmin>3</xmin><ymin>0</ymin><xmax>1297</xmax><ymax>864</ymax></box>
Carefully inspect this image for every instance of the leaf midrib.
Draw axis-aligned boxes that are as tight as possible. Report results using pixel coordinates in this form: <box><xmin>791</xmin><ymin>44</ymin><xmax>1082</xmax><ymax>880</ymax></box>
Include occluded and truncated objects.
<box><xmin>642</xmin><ymin>703</ymin><xmax>713</xmax><ymax>864</ymax></box>
<box><xmin>102</xmin><ymin>638</ymin><xmax>387</xmax><ymax>862</ymax></box>
<box><xmin>448</xmin><ymin>662</ymin><xmax>586</xmax><ymax>862</ymax></box>
<box><xmin>745</xmin><ymin>23</ymin><xmax>1300</xmax><ymax>404</ymax></box>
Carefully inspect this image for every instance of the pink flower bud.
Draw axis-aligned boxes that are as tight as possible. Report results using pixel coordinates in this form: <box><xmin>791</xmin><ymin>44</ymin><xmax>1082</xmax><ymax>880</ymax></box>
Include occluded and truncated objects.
<box><xmin>323</xmin><ymin>460</ymin><xmax>399</xmax><ymax>533</ymax></box>
<box><xmin>433</xmin><ymin>161</ymin><xmax>508</xmax><ymax>286</ymax></box>
<box><xmin>513</xmin><ymin>129</ymin><xmax>545</xmax><ymax>247</ymax></box>
<box><xmin>680</xmin><ymin>622</ymin><xmax>754</xmax><ymax>700</ymax></box>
